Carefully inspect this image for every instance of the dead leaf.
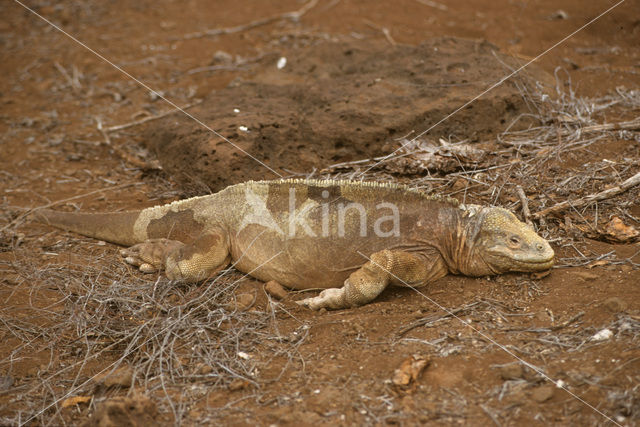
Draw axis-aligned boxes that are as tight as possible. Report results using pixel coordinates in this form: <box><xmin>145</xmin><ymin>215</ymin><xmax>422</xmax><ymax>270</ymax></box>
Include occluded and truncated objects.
<box><xmin>530</xmin><ymin>270</ymin><xmax>551</xmax><ymax>279</ymax></box>
<box><xmin>392</xmin><ymin>354</ymin><xmax>430</xmax><ymax>387</ymax></box>
<box><xmin>388</xmin><ymin>138</ymin><xmax>486</xmax><ymax>174</ymax></box>
<box><xmin>61</xmin><ymin>395</ymin><xmax>92</xmax><ymax>408</ymax></box>
<box><xmin>576</xmin><ymin>216</ymin><xmax>639</xmax><ymax>244</ymax></box>
<box><xmin>603</xmin><ymin>216</ymin><xmax>639</xmax><ymax>243</ymax></box>
<box><xmin>228</xmin><ymin>379</ymin><xmax>250</xmax><ymax>391</ymax></box>
<box><xmin>587</xmin><ymin>260</ymin><xmax>610</xmax><ymax>268</ymax></box>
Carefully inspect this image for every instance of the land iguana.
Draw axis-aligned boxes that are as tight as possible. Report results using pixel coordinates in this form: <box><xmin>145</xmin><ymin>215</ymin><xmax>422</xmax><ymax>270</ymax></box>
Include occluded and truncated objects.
<box><xmin>33</xmin><ymin>179</ymin><xmax>554</xmax><ymax>310</ymax></box>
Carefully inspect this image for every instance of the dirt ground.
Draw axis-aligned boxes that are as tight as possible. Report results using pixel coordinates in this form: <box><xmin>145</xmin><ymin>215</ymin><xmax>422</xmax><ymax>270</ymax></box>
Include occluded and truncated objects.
<box><xmin>1</xmin><ymin>0</ymin><xmax>639</xmax><ymax>425</ymax></box>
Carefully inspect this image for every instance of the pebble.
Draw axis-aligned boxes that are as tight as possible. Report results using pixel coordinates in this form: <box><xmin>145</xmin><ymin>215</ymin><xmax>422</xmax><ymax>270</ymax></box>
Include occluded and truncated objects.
<box><xmin>531</xmin><ymin>385</ymin><xmax>555</xmax><ymax>403</ymax></box>
<box><xmin>603</xmin><ymin>297</ymin><xmax>627</xmax><ymax>313</ymax></box>
<box><xmin>591</xmin><ymin>328</ymin><xmax>613</xmax><ymax>341</ymax></box>
<box><xmin>264</xmin><ymin>280</ymin><xmax>288</xmax><ymax>300</ymax></box>
<box><xmin>499</xmin><ymin>364</ymin><xmax>523</xmax><ymax>380</ymax></box>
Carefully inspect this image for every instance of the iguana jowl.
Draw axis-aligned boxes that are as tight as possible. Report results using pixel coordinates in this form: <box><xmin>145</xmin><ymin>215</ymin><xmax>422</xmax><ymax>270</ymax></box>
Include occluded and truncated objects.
<box><xmin>34</xmin><ymin>179</ymin><xmax>554</xmax><ymax>310</ymax></box>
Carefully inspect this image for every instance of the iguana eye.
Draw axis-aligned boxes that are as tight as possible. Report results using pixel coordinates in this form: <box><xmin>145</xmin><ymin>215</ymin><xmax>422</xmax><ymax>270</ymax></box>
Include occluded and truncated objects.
<box><xmin>509</xmin><ymin>236</ymin><xmax>521</xmax><ymax>245</ymax></box>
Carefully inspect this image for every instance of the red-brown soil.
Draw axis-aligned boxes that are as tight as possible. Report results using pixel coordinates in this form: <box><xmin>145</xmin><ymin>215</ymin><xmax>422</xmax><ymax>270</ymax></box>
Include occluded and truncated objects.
<box><xmin>1</xmin><ymin>1</ymin><xmax>639</xmax><ymax>425</ymax></box>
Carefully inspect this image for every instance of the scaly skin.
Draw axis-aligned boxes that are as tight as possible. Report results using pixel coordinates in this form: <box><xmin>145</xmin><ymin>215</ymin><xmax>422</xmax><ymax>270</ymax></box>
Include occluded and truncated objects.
<box><xmin>33</xmin><ymin>179</ymin><xmax>554</xmax><ymax>310</ymax></box>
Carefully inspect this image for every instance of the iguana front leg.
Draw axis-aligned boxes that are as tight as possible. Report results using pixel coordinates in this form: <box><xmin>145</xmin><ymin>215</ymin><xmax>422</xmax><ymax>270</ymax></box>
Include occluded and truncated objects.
<box><xmin>120</xmin><ymin>231</ymin><xmax>231</xmax><ymax>282</ymax></box>
<box><xmin>297</xmin><ymin>249</ymin><xmax>448</xmax><ymax>310</ymax></box>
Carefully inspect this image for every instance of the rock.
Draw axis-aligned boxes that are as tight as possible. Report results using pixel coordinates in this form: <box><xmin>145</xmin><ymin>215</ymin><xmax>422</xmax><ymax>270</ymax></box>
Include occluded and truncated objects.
<box><xmin>547</xmin><ymin>10</ymin><xmax>569</xmax><ymax>20</ymax></box>
<box><xmin>81</xmin><ymin>395</ymin><xmax>157</xmax><ymax>427</ymax></box>
<box><xmin>499</xmin><ymin>364</ymin><xmax>523</xmax><ymax>381</ymax></box>
<box><xmin>591</xmin><ymin>328</ymin><xmax>613</xmax><ymax>341</ymax></box>
<box><xmin>603</xmin><ymin>297</ymin><xmax>627</xmax><ymax>313</ymax></box>
<box><xmin>603</xmin><ymin>216</ymin><xmax>639</xmax><ymax>243</ymax></box>
<box><xmin>212</xmin><ymin>50</ymin><xmax>233</xmax><ymax>64</ymax></box>
<box><xmin>264</xmin><ymin>280</ymin><xmax>288</xmax><ymax>300</ymax></box>
<box><xmin>93</xmin><ymin>365</ymin><xmax>133</xmax><ymax>388</ymax></box>
<box><xmin>531</xmin><ymin>385</ymin><xmax>555</xmax><ymax>403</ymax></box>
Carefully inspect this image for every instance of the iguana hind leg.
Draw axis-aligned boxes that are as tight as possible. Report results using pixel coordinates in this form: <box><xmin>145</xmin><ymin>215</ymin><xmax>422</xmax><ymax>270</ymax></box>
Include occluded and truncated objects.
<box><xmin>121</xmin><ymin>238</ymin><xmax>184</xmax><ymax>273</ymax></box>
<box><xmin>297</xmin><ymin>249</ymin><xmax>447</xmax><ymax>310</ymax></box>
<box><xmin>121</xmin><ymin>231</ymin><xmax>230</xmax><ymax>282</ymax></box>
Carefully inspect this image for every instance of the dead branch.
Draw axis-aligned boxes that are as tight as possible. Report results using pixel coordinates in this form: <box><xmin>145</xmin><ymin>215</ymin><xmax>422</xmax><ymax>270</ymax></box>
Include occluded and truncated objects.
<box><xmin>396</xmin><ymin>301</ymin><xmax>483</xmax><ymax>337</ymax></box>
<box><xmin>579</xmin><ymin>116</ymin><xmax>640</xmax><ymax>133</ymax></box>
<box><xmin>180</xmin><ymin>0</ymin><xmax>319</xmax><ymax>40</ymax></box>
<box><xmin>501</xmin><ymin>117</ymin><xmax>640</xmax><ymax>147</ymax></box>
<box><xmin>96</xmin><ymin>118</ymin><xmax>162</xmax><ymax>170</ymax></box>
<box><xmin>53</xmin><ymin>62</ymin><xmax>81</xmax><ymax>91</ymax></box>
<box><xmin>549</xmin><ymin>311</ymin><xmax>585</xmax><ymax>331</ymax></box>
<box><xmin>534</xmin><ymin>171</ymin><xmax>640</xmax><ymax>218</ymax></box>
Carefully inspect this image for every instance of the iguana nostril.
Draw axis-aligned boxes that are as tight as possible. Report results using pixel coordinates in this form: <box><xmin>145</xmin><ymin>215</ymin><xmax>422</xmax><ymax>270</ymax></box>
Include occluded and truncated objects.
<box><xmin>536</xmin><ymin>243</ymin><xmax>544</xmax><ymax>251</ymax></box>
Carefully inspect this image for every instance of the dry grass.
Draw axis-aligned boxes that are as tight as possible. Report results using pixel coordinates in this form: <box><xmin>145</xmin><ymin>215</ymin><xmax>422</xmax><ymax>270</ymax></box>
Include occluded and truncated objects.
<box><xmin>0</xmin><ymin>239</ymin><xmax>307</xmax><ymax>425</ymax></box>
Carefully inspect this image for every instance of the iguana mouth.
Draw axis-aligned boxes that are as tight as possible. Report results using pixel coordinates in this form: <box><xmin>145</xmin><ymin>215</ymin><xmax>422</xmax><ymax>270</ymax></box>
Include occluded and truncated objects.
<box><xmin>494</xmin><ymin>254</ymin><xmax>555</xmax><ymax>272</ymax></box>
<box><xmin>483</xmin><ymin>245</ymin><xmax>555</xmax><ymax>273</ymax></box>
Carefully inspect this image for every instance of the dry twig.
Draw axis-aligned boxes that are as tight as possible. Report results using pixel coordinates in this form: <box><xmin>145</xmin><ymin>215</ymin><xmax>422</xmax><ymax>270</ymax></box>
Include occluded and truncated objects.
<box><xmin>363</xmin><ymin>19</ymin><xmax>396</xmax><ymax>46</ymax></box>
<box><xmin>516</xmin><ymin>185</ymin><xmax>532</xmax><ymax>224</ymax></box>
<box><xmin>105</xmin><ymin>99</ymin><xmax>203</xmax><ymax>133</ymax></box>
<box><xmin>534</xmin><ymin>171</ymin><xmax>640</xmax><ymax>218</ymax></box>
<box><xmin>180</xmin><ymin>0</ymin><xmax>319</xmax><ymax>40</ymax></box>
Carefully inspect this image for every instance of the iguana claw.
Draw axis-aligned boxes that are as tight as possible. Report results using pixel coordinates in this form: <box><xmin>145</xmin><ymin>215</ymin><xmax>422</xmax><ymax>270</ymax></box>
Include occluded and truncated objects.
<box><xmin>120</xmin><ymin>238</ymin><xmax>184</xmax><ymax>274</ymax></box>
<box><xmin>297</xmin><ymin>288</ymin><xmax>347</xmax><ymax>310</ymax></box>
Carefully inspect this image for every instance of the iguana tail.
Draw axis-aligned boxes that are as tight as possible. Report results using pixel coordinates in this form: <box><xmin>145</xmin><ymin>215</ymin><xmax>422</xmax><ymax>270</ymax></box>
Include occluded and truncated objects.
<box><xmin>33</xmin><ymin>209</ymin><xmax>143</xmax><ymax>246</ymax></box>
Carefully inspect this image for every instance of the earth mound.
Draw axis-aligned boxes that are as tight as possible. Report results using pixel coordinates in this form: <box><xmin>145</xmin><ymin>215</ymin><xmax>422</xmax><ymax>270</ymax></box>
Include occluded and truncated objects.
<box><xmin>144</xmin><ymin>37</ymin><xmax>552</xmax><ymax>190</ymax></box>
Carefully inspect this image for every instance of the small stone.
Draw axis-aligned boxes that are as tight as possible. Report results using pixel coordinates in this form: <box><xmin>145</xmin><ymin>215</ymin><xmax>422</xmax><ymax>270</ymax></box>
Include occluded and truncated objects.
<box><xmin>264</xmin><ymin>281</ymin><xmax>288</xmax><ymax>300</ymax></box>
<box><xmin>547</xmin><ymin>10</ymin><xmax>569</xmax><ymax>20</ymax></box>
<box><xmin>499</xmin><ymin>364</ymin><xmax>523</xmax><ymax>380</ymax></box>
<box><xmin>531</xmin><ymin>385</ymin><xmax>555</xmax><ymax>403</ymax></box>
<box><xmin>212</xmin><ymin>50</ymin><xmax>233</xmax><ymax>64</ymax></box>
<box><xmin>603</xmin><ymin>297</ymin><xmax>627</xmax><ymax>313</ymax></box>
<box><xmin>591</xmin><ymin>328</ymin><xmax>613</xmax><ymax>341</ymax></box>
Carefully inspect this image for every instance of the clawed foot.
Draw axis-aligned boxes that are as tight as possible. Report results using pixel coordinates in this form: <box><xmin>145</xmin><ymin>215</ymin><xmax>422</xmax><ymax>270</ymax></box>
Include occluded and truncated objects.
<box><xmin>120</xmin><ymin>238</ymin><xmax>184</xmax><ymax>274</ymax></box>
<box><xmin>296</xmin><ymin>287</ymin><xmax>347</xmax><ymax>310</ymax></box>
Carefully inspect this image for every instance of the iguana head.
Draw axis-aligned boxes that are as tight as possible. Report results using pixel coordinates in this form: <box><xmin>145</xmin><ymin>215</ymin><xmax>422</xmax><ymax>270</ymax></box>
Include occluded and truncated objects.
<box><xmin>464</xmin><ymin>207</ymin><xmax>554</xmax><ymax>276</ymax></box>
